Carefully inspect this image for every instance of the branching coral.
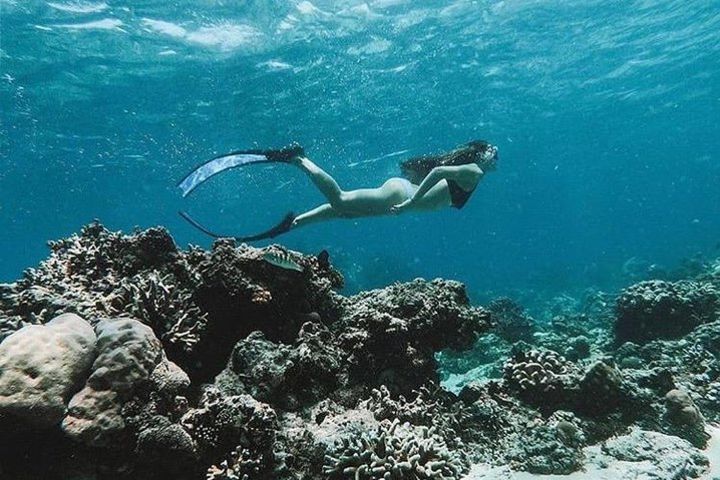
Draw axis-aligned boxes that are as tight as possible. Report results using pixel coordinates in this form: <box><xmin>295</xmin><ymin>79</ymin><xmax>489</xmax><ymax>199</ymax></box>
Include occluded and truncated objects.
<box><xmin>362</xmin><ymin>383</ymin><xmax>503</xmax><ymax>453</ymax></box>
<box><xmin>109</xmin><ymin>272</ymin><xmax>207</xmax><ymax>353</ymax></box>
<box><xmin>4</xmin><ymin>222</ymin><xmax>183</xmax><ymax>330</ymax></box>
<box><xmin>29</xmin><ymin>222</ymin><xmax>125</xmax><ymax>288</ymax></box>
<box><xmin>206</xmin><ymin>446</ymin><xmax>265</xmax><ymax>480</ymax></box>
<box><xmin>323</xmin><ymin>419</ymin><xmax>466</xmax><ymax>479</ymax></box>
<box><xmin>364</xmin><ymin>385</ymin><xmax>441</xmax><ymax>426</ymax></box>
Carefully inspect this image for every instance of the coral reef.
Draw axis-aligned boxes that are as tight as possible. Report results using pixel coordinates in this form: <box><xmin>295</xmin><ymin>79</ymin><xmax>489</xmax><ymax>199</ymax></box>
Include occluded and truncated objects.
<box><xmin>0</xmin><ymin>223</ymin><xmax>345</xmax><ymax>383</ymax></box>
<box><xmin>1</xmin><ymin>223</ymin><xmax>719</xmax><ymax>479</ymax></box>
<box><xmin>109</xmin><ymin>271</ymin><xmax>207</xmax><ymax>353</ymax></box>
<box><xmin>663</xmin><ymin>388</ymin><xmax>709</xmax><ymax>448</ymax></box>
<box><xmin>506</xmin><ymin>412</ymin><xmax>586</xmax><ymax>474</ymax></box>
<box><xmin>600</xmin><ymin>428</ymin><xmax>709</xmax><ymax>477</ymax></box>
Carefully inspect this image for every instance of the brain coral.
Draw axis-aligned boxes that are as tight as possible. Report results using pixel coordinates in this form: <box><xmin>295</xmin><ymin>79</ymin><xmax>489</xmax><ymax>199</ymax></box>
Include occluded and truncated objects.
<box><xmin>61</xmin><ymin>317</ymin><xmax>166</xmax><ymax>446</ymax></box>
<box><xmin>503</xmin><ymin>348</ymin><xmax>574</xmax><ymax>403</ymax></box>
<box><xmin>0</xmin><ymin>313</ymin><xmax>96</xmax><ymax>427</ymax></box>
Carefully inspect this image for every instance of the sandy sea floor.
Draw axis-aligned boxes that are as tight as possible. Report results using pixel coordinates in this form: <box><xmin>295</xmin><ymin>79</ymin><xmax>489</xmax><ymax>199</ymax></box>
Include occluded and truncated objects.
<box><xmin>466</xmin><ymin>424</ymin><xmax>720</xmax><ymax>480</ymax></box>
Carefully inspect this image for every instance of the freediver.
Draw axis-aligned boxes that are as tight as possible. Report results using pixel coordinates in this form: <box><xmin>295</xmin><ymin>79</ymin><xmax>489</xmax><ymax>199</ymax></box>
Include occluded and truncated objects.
<box><xmin>179</xmin><ymin>140</ymin><xmax>499</xmax><ymax>241</ymax></box>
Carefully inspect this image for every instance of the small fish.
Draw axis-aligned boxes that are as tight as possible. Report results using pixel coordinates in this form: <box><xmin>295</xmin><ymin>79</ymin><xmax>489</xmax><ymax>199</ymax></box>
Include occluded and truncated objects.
<box><xmin>263</xmin><ymin>251</ymin><xmax>303</xmax><ymax>272</ymax></box>
<box><xmin>317</xmin><ymin>249</ymin><xmax>330</xmax><ymax>269</ymax></box>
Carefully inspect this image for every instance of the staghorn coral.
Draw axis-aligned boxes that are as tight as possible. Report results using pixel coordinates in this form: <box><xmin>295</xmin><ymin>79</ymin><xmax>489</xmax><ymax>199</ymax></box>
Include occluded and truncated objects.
<box><xmin>323</xmin><ymin>418</ymin><xmax>466</xmax><ymax>480</ymax></box>
<box><xmin>109</xmin><ymin>272</ymin><xmax>207</xmax><ymax>353</ymax></box>
<box><xmin>363</xmin><ymin>385</ymin><xmax>442</xmax><ymax>426</ymax></box>
<box><xmin>615</xmin><ymin>280</ymin><xmax>719</xmax><ymax>343</ymax></box>
<box><xmin>2</xmin><ymin>222</ymin><xmax>184</xmax><ymax>332</ymax></box>
<box><xmin>362</xmin><ymin>383</ymin><xmax>507</xmax><ymax>455</ymax></box>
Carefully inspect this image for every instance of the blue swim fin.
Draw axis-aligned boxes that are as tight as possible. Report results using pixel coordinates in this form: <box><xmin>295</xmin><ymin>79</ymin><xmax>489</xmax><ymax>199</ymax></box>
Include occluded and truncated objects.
<box><xmin>177</xmin><ymin>143</ymin><xmax>304</xmax><ymax>197</ymax></box>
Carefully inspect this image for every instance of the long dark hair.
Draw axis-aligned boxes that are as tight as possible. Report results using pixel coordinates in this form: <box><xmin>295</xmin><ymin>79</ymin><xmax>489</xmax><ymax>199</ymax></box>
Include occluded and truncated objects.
<box><xmin>400</xmin><ymin>140</ymin><xmax>495</xmax><ymax>184</ymax></box>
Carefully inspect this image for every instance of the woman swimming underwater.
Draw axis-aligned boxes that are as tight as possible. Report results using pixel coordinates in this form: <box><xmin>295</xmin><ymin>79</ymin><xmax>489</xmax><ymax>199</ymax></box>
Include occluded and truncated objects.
<box><xmin>178</xmin><ymin>140</ymin><xmax>499</xmax><ymax>241</ymax></box>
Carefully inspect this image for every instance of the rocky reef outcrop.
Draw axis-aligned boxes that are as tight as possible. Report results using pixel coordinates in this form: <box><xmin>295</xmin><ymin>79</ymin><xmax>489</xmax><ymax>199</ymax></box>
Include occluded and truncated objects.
<box><xmin>1</xmin><ymin>223</ymin><xmax>719</xmax><ymax>479</ymax></box>
<box><xmin>0</xmin><ymin>223</ymin><xmax>490</xmax><ymax>479</ymax></box>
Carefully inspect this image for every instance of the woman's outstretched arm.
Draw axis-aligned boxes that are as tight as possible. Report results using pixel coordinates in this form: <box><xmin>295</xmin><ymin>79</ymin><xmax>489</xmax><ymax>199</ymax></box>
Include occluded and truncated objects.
<box><xmin>392</xmin><ymin>164</ymin><xmax>481</xmax><ymax>212</ymax></box>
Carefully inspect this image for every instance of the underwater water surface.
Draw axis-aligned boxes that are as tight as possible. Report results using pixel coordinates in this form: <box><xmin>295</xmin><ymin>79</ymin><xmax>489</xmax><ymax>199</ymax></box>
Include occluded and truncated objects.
<box><xmin>1</xmin><ymin>0</ymin><xmax>719</xmax><ymax>299</ymax></box>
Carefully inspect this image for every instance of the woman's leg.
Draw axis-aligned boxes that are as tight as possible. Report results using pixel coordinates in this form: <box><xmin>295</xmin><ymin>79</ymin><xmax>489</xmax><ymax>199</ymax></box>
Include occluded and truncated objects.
<box><xmin>291</xmin><ymin>203</ymin><xmax>341</xmax><ymax>229</ymax></box>
<box><xmin>291</xmin><ymin>157</ymin><xmax>344</xmax><ymax>207</ymax></box>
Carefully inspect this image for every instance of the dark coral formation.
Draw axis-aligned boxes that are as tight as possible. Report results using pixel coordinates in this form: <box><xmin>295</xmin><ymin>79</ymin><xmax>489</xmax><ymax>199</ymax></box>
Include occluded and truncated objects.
<box><xmin>506</xmin><ymin>412</ymin><xmax>586</xmax><ymax>474</ymax></box>
<box><xmin>338</xmin><ymin>279</ymin><xmax>489</xmax><ymax>395</ymax></box>
<box><xmin>109</xmin><ymin>271</ymin><xmax>207</xmax><ymax>353</ymax></box>
<box><xmin>0</xmin><ymin>222</ymin><xmax>345</xmax><ymax>382</ymax></box>
<box><xmin>615</xmin><ymin>279</ymin><xmax>719</xmax><ymax>343</ymax></box>
<box><xmin>487</xmin><ymin>297</ymin><xmax>536</xmax><ymax>342</ymax></box>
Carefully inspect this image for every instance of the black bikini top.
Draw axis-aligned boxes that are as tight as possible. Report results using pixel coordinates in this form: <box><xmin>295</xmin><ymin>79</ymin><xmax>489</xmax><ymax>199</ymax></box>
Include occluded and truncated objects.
<box><xmin>447</xmin><ymin>179</ymin><xmax>475</xmax><ymax>209</ymax></box>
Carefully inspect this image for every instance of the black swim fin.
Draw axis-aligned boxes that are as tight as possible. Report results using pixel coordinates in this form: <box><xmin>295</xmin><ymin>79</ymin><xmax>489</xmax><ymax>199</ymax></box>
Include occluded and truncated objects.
<box><xmin>240</xmin><ymin>212</ymin><xmax>296</xmax><ymax>241</ymax></box>
<box><xmin>211</xmin><ymin>143</ymin><xmax>305</xmax><ymax>163</ymax></box>
<box><xmin>253</xmin><ymin>143</ymin><xmax>305</xmax><ymax>162</ymax></box>
<box><xmin>179</xmin><ymin>211</ymin><xmax>296</xmax><ymax>243</ymax></box>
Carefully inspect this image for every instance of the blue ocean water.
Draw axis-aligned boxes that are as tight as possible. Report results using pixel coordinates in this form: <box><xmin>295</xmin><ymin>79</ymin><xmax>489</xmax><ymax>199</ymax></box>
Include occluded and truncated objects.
<box><xmin>1</xmin><ymin>0</ymin><xmax>718</xmax><ymax>300</ymax></box>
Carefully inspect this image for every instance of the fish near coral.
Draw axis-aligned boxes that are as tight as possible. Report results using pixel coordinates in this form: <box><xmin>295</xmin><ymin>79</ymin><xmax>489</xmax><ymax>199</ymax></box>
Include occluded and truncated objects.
<box><xmin>262</xmin><ymin>251</ymin><xmax>304</xmax><ymax>272</ymax></box>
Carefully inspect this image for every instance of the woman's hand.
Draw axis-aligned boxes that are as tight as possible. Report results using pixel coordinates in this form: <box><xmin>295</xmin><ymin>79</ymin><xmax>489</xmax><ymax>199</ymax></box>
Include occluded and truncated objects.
<box><xmin>391</xmin><ymin>198</ymin><xmax>413</xmax><ymax>214</ymax></box>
